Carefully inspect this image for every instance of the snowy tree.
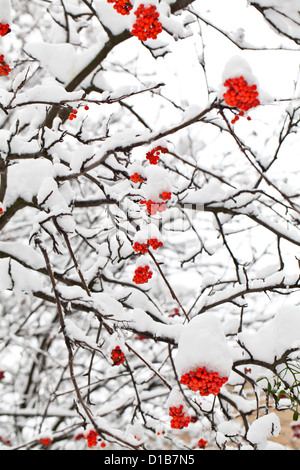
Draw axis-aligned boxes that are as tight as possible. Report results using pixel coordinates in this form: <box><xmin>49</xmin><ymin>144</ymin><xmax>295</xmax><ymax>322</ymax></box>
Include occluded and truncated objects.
<box><xmin>1</xmin><ymin>0</ymin><xmax>300</xmax><ymax>451</ymax></box>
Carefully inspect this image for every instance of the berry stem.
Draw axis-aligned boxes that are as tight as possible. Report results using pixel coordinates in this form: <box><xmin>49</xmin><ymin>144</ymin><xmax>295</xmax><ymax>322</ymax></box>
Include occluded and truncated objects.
<box><xmin>147</xmin><ymin>250</ymin><xmax>189</xmax><ymax>321</ymax></box>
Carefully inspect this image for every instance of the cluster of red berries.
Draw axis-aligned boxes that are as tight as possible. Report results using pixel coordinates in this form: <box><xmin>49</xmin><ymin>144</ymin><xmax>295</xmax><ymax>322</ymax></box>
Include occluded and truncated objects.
<box><xmin>0</xmin><ymin>23</ymin><xmax>11</xmax><ymax>37</ymax></box>
<box><xmin>133</xmin><ymin>265</ymin><xmax>153</xmax><ymax>284</ymax></box>
<box><xmin>69</xmin><ymin>109</ymin><xmax>78</xmax><ymax>120</ymax></box>
<box><xmin>107</xmin><ymin>0</ymin><xmax>133</xmax><ymax>15</ymax></box>
<box><xmin>131</xmin><ymin>4</ymin><xmax>163</xmax><ymax>41</ymax></box>
<box><xmin>198</xmin><ymin>438</ymin><xmax>208</xmax><ymax>449</ymax></box>
<box><xmin>180</xmin><ymin>366</ymin><xmax>228</xmax><ymax>396</ymax></box>
<box><xmin>223</xmin><ymin>76</ymin><xmax>260</xmax><ymax>124</ymax></box>
<box><xmin>0</xmin><ymin>55</ymin><xmax>11</xmax><ymax>77</ymax></box>
<box><xmin>69</xmin><ymin>105</ymin><xmax>89</xmax><ymax>121</ymax></box>
<box><xmin>159</xmin><ymin>191</ymin><xmax>172</xmax><ymax>201</ymax></box>
<box><xmin>111</xmin><ymin>346</ymin><xmax>125</xmax><ymax>366</ymax></box>
<box><xmin>169</xmin><ymin>405</ymin><xmax>191</xmax><ymax>430</ymax></box>
<box><xmin>140</xmin><ymin>199</ymin><xmax>167</xmax><ymax>215</ymax></box>
<box><xmin>146</xmin><ymin>146</ymin><xmax>168</xmax><ymax>165</ymax></box>
<box><xmin>40</xmin><ymin>438</ymin><xmax>52</xmax><ymax>446</ymax></box>
<box><xmin>133</xmin><ymin>237</ymin><xmax>163</xmax><ymax>254</ymax></box>
<box><xmin>85</xmin><ymin>430</ymin><xmax>98</xmax><ymax>448</ymax></box>
<box><xmin>130</xmin><ymin>172</ymin><xmax>146</xmax><ymax>184</ymax></box>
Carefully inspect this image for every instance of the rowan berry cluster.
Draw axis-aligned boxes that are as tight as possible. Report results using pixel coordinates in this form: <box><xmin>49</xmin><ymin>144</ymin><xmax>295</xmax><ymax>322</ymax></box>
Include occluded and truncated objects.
<box><xmin>146</xmin><ymin>146</ymin><xmax>168</xmax><ymax>165</ymax></box>
<box><xmin>133</xmin><ymin>241</ymin><xmax>149</xmax><ymax>254</ymax></box>
<box><xmin>107</xmin><ymin>0</ymin><xmax>133</xmax><ymax>14</ymax></box>
<box><xmin>130</xmin><ymin>172</ymin><xmax>146</xmax><ymax>184</ymax></box>
<box><xmin>69</xmin><ymin>109</ymin><xmax>77</xmax><ymax>120</ymax></box>
<box><xmin>198</xmin><ymin>438</ymin><xmax>208</xmax><ymax>449</ymax></box>
<box><xmin>111</xmin><ymin>346</ymin><xmax>125</xmax><ymax>366</ymax></box>
<box><xmin>131</xmin><ymin>4</ymin><xmax>163</xmax><ymax>41</ymax></box>
<box><xmin>133</xmin><ymin>265</ymin><xmax>153</xmax><ymax>284</ymax></box>
<box><xmin>0</xmin><ymin>23</ymin><xmax>11</xmax><ymax>37</ymax></box>
<box><xmin>40</xmin><ymin>438</ymin><xmax>52</xmax><ymax>446</ymax></box>
<box><xmin>85</xmin><ymin>429</ymin><xmax>98</xmax><ymax>448</ymax></box>
<box><xmin>133</xmin><ymin>237</ymin><xmax>163</xmax><ymax>254</ymax></box>
<box><xmin>148</xmin><ymin>237</ymin><xmax>163</xmax><ymax>250</ymax></box>
<box><xmin>223</xmin><ymin>76</ymin><xmax>260</xmax><ymax>124</ymax></box>
<box><xmin>159</xmin><ymin>191</ymin><xmax>172</xmax><ymax>201</ymax></box>
<box><xmin>0</xmin><ymin>55</ymin><xmax>11</xmax><ymax>77</ymax></box>
<box><xmin>140</xmin><ymin>199</ymin><xmax>167</xmax><ymax>215</ymax></box>
<box><xmin>180</xmin><ymin>366</ymin><xmax>228</xmax><ymax>396</ymax></box>
<box><xmin>169</xmin><ymin>405</ymin><xmax>191</xmax><ymax>429</ymax></box>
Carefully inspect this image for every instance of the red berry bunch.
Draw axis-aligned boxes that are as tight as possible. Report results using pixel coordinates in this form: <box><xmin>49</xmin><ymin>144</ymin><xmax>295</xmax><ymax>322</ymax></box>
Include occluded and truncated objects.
<box><xmin>133</xmin><ymin>241</ymin><xmax>149</xmax><ymax>254</ymax></box>
<box><xmin>0</xmin><ymin>55</ymin><xmax>11</xmax><ymax>77</ymax></box>
<box><xmin>159</xmin><ymin>191</ymin><xmax>172</xmax><ymax>201</ymax></box>
<box><xmin>140</xmin><ymin>199</ymin><xmax>167</xmax><ymax>215</ymax></box>
<box><xmin>180</xmin><ymin>366</ymin><xmax>228</xmax><ymax>396</ymax></box>
<box><xmin>146</xmin><ymin>146</ymin><xmax>168</xmax><ymax>165</ymax></box>
<box><xmin>109</xmin><ymin>0</ymin><xmax>133</xmax><ymax>15</ymax></box>
<box><xmin>111</xmin><ymin>346</ymin><xmax>125</xmax><ymax>366</ymax></box>
<box><xmin>131</xmin><ymin>4</ymin><xmax>163</xmax><ymax>41</ymax></box>
<box><xmin>85</xmin><ymin>429</ymin><xmax>98</xmax><ymax>448</ymax></box>
<box><xmin>0</xmin><ymin>23</ymin><xmax>11</xmax><ymax>37</ymax></box>
<box><xmin>133</xmin><ymin>237</ymin><xmax>163</xmax><ymax>253</ymax></box>
<box><xmin>130</xmin><ymin>172</ymin><xmax>146</xmax><ymax>184</ymax></box>
<box><xmin>133</xmin><ymin>265</ymin><xmax>153</xmax><ymax>284</ymax></box>
<box><xmin>69</xmin><ymin>109</ymin><xmax>78</xmax><ymax>120</ymax></box>
<box><xmin>223</xmin><ymin>76</ymin><xmax>260</xmax><ymax>124</ymax></box>
<box><xmin>198</xmin><ymin>438</ymin><xmax>208</xmax><ymax>449</ymax></box>
<box><xmin>148</xmin><ymin>237</ymin><xmax>163</xmax><ymax>250</ymax></box>
<box><xmin>40</xmin><ymin>438</ymin><xmax>52</xmax><ymax>446</ymax></box>
<box><xmin>169</xmin><ymin>405</ymin><xmax>191</xmax><ymax>429</ymax></box>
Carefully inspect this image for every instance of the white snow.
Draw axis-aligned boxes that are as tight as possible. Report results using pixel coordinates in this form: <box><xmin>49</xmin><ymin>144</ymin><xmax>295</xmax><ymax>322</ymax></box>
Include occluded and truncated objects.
<box><xmin>238</xmin><ymin>305</ymin><xmax>300</xmax><ymax>363</ymax></box>
<box><xmin>246</xmin><ymin>413</ymin><xmax>281</xmax><ymax>450</ymax></box>
<box><xmin>174</xmin><ymin>313</ymin><xmax>233</xmax><ymax>377</ymax></box>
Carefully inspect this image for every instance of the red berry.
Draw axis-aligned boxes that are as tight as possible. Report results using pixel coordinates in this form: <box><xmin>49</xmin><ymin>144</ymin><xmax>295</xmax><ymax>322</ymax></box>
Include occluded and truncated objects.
<box><xmin>130</xmin><ymin>172</ymin><xmax>146</xmax><ymax>184</ymax></box>
<box><xmin>148</xmin><ymin>237</ymin><xmax>163</xmax><ymax>250</ymax></box>
<box><xmin>198</xmin><ymin>438</ymin><xmax>208</xmax><ymax>449</ymax></box>
<box><xmin>133</xmin><ymin>241</ymin><xmax>149</xmax><ymax>254</ymax></box>
<box><xmin>100</xmin><ymin>442</ymin><xmax>106</xmax><ymax>448</ymax></box>
<box><xmin>111</xmin><ymin>346</ymin><xmax>125</xmax><ymax>366</ymax></box>
<box><xmin>0</xmin><ymin>23</ymin><xmax>11</xmax><ymax>37</ymax></box>
<box><xmin>0</xmin><ymin>371</ymin><xmax>5</xmax><ymax>380</ymax></box>
<box><xmin>0</xmin><ymin>54</ymin><xmax>11</xmax><ymax>77</ymax></box>
<box><xmin>133</xmin><ymin>265</ymin><xmax>153</xmax><ymax>284</ymax></box>
<box><xmin>40</xmin><ymin>438</ymin><xmax>52</xmax><ymax>446</ymax></box>
<box><xmin>140</xmin><ymin>199</ymin><xmax>167</xmax><ymax>215</ymax></box>
<box><xmin>85</xmin><ymin>430</ymin><xmax>98</xmax><ymax>448</ymax></box>
<box><xmin>84</xmin><ymin>105</ymin><xmax>89</xmax><ymax>110</ymax></box>
<box><xmin>146</xmin><ymin>146</ymin><xmax>168</xmax><ymax>165</ymax></box>
<box><xmin>180</xmin><ymin>366</ymin><xmax>228</xmax><ymax>396</ymax></box>
<box><xmin>131</xmin><ymin>4</ymin><xmax>163</xmax><ymax>41</ymax></box>
<box><xmin>159</xmin><ymin>191</ymin><xmax>172</xmax><ymax>201</ymax></box>
<box><xmin>169</xmin><ymin>405</ymin><xmax>191</xmax><ymax>429</ymax></box>
<box><xmin>223</xmin><ymin>76</ymin><xmax>260</xmax><ymax>122</ymax></box>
